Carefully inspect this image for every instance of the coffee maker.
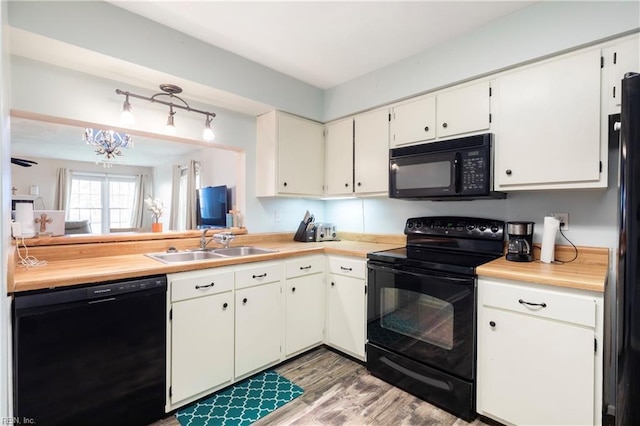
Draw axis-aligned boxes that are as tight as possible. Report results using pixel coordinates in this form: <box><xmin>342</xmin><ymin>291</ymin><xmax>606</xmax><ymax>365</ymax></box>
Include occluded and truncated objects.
<box><xmin>506</xmin><ymin>221</ymin><xmax>535</xmax><ymax>262</ymax></box>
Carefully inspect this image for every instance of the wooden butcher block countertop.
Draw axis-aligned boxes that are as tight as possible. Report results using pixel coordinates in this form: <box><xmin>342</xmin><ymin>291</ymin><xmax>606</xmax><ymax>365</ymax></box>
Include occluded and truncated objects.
<box><xmin>476</xmin><ymin>245</ymin><xmax>610</xmax><ymax>293</ymax></box>
<box><xmin>9</xmin><ymin>231</ymin><xmax>404</xmax><ymax>293</ymax></box>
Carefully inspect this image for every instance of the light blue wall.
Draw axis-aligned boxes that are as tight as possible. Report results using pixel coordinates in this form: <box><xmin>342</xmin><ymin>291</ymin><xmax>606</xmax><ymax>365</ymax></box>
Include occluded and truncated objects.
<box><xmin>7</xmin><ymin>0</ymin><xmax>324</xmax><ymax>121</ymax></box>
<box><xmin>324</xmin><ymin>1</ymin><xmax>640</xmax><ymax>120</ymax></box>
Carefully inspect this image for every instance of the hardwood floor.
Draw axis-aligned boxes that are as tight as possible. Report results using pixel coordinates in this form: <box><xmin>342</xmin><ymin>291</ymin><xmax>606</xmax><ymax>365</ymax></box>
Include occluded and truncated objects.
<box><xmin>153</xmin><ymin>347</ymin><xmax>489</xmax><ymax>426</ymax></box>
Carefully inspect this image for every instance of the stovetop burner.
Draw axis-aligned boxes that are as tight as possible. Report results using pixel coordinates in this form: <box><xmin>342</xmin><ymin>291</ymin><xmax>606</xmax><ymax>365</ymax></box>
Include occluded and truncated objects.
<box><xmin>368</xmin><ymin>216</ymin><xmax>505</xmax><ymax>276</ymax></box>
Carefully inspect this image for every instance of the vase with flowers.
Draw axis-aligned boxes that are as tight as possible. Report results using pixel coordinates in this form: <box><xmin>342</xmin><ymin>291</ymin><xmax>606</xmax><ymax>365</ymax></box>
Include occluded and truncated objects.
<box><xmin>145</xmin><ymin>196</ymin><xmax>164</xmax><ymax>232</ymax></box>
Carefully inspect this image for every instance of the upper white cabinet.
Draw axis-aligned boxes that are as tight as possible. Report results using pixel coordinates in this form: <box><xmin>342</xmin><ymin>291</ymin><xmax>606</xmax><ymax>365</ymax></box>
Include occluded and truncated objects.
<box><xmin>494</xmin><ymin>49</ymin><xmax>603</xmax><ymax>190</ymax></box>
<box><xmin>477</xmin><ymin>277</ymin><xmax>603</xmax><ymax>426</ymax></box>
<box><xmin>354</xmin><ymin>108</ymin><xmax>390</xmax><ymax>194</ymax></box>
<box><xmin>436</xmin><ymin>81</ymin><xmax>491</xmax><ymax>138</ymax></box>
<box><xmin>389</xmin><ymin>95</ymin><xmax>436</xmax><ymax>147</ymax></box>
<box><xmin>389</xmin><ymin>81</ymin><xmax>490</xmax><ymax>148</ymax></box>
<box><xmin>256</xmin><ymin>110</ymin><xmax>325</xmax><ymax>197</ymax></box>
<box><xmin>602</xmin><ymin>35</ymin><xmax>640</xmax><ymax>115</ymax></box>
<box><xmin>325</xmin><ymin>118</ymin><xmax>354</xmax><ymax>196</ymax></box>
<box><xmin>325</xmin><ymin>108</ymin><xmax>389</xmax><ymax>196</ymax></box>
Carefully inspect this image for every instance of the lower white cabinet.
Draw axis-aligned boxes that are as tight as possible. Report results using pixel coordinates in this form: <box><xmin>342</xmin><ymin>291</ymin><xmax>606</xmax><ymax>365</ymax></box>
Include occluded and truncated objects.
<box><xmin>326</xmin><ymin>256</ymin><xmax>367</xmax><ymax>360</ymax></box>
<box><xmin>167</xmin><ymin>268</ymin><xmax>235</xmax><ymax>408</ymax></box>
<box><xmin>234</xmin><ymin>262</ymin><xmax>282</xmax><ymax>379</ymax></box>
<box><xmin>284</xmin><ymin>255</ymin><xmax>325</xmax><ymax>357</ymax></box>
<box><xmin>477</xmin><ymin>277</ymin><xmax>603</xmax><ymax>426</ymax></box>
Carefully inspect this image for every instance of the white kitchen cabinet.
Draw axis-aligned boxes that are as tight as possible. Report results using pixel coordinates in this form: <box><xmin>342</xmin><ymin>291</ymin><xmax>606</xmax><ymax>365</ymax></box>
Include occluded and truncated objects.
<box><xmin>325</xmin><ymin>108</ymin><xmax>389</xmax><ymax>196</ymax></box>
<box><xmin>326</xmin><ymin>256</ymin><xmax>367</xmax><ymax>360</ymax></box>
<box><xmin>325</xmin><ymin>117</ymin><xmax>354</xmax><ymax>196</ymax></box>
<box><xmin>284</xmin><ymin>255</ymin><xmax>325</xmax><ymax>357</ymax></box>
<box><xmin>602</xmin><ymin>35</ymin><xmax>640</xmax><ymax>115</ymax></box>
<box><xmin>234</xmin><ymin>261</ymin><xmax>282</xmax><ymax>379</ymax></box>
<box><xmin>256</xmin><ymin>110</ymin><xmax>325</xmax><ymax>197</ymax></box>
<box><xmin>389</xmin><ymin>81</ymin><xmax>490</xmax><ymax>148</ymax></box>
<box><xmin>354</xmin><ymin>108</ymin><xmax>390</xmax><ymax>194</ymax></box>
<box><xmin>389</xmin><ymin>95</ymin><xmax>436</xmax><ymax>148</ymax></box>
<box><xmin>477</xmin><ymin>277</ymin><xmax>603</xmax><ymax>426</ymax></box>
<box><xmin>493</xmin><ymin>48</ymin><xmax>604</xmax><ymax>190</ymax></box>
<box><xmin>436</xmin><ymin>81</ymin><xmax>491</xmax><ymax>139</ymax></box>
<box><xmin>167</xmin><ymin>268</ymin><xmax>235</xmax><ymax>408</ymax></box>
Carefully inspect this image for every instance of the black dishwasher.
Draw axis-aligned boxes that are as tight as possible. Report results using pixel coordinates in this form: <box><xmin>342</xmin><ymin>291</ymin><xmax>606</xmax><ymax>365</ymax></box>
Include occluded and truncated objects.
<box><xmin>13</xmin><ymin>275</ymin><xmax>167</xmax><ymax>426</ymax></box>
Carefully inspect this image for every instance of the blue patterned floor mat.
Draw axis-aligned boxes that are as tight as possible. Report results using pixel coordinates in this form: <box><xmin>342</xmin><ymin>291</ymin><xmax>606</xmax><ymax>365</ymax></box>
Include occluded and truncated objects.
<box><xmin>176</xmin><ymin>370</ymin><xmax>304</xmax><ymax>426</ymax></box>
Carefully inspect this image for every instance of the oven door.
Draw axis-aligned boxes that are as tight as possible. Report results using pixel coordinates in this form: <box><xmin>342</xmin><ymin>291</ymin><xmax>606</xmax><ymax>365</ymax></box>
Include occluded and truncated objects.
<box><xmin>389</xmin><ymin>149</ymin><xmax>460</xmax><ymax>199</ymax></box>
<box><xmin>367</xmin><ymin>260</ymin><xmax>476</xmax><ymax>380</ymax></box>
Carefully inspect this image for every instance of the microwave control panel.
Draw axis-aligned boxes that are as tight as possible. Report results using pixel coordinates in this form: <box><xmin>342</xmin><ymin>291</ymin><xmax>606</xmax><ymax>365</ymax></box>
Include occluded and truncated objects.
<box><xmin>460</xmin><ymin>149</ymin><xmax>489</xmax><ymax>194</ymax></box>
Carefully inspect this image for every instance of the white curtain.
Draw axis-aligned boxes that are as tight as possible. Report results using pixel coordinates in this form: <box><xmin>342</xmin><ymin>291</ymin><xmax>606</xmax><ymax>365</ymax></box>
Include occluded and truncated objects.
<box><xmin>169</xmin><ymin>165</ymin><xmax>181</xmax><ymax>230</ymax></box>
<box><xmin>54</xmin><ymin>168</ymin><xmax>69</xmax><ymax>213</ymax></box>
<box><xmin>131</xmin><ymin>174</ymin><xmax>149</xmax><ymax>228</ymax></box>
<box><xmin>186</xmin><ymin>160</ymin><xmax>199</xmax><ymax>230</ymax></box>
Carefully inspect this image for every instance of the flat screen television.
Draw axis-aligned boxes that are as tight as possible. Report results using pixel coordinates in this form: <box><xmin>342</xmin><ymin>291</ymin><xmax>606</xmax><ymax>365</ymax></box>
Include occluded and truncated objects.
<box><xmin>196</xmin><ymin>185</ymin><xmax>229</xmax><ymax>228</ymax></box>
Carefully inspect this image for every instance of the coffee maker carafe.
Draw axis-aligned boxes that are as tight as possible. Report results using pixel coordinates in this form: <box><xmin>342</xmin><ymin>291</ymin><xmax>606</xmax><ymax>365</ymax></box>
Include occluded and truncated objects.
<box><xmin>506</xmin><ymin>221</ymin><xmax>534</xmax><ymax>262</ymax></box>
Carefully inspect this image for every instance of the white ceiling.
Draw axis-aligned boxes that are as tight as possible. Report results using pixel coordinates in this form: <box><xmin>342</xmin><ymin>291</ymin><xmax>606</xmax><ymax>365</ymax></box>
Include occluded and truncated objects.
<box><xmin>108</xmin><ymin>1</ymin><xmax>537</xmax><ymax>89</ymax></box>
<box><xmin>11</xmin><ymin>0</ymin><xmax>538</xmax><ymax>167</ymax></box>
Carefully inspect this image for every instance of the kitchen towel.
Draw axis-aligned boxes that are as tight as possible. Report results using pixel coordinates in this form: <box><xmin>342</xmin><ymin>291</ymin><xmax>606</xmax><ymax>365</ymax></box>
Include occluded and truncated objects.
<box><xmin>175</xmin><ymin>370</ymin><xmax>303</xmax><ymax>426</ymax></box>
<box><xmin>540</xmin><ymin>216</ymin><xmax>560</xmax><ymax>263</ymax></box>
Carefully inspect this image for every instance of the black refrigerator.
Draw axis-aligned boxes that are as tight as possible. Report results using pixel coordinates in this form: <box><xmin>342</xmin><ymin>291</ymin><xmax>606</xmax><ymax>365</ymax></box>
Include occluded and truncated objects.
<box><xmin>617</xmin><ymin>72</ymin><xmax>640</xmax><ymax>426</ymax></box>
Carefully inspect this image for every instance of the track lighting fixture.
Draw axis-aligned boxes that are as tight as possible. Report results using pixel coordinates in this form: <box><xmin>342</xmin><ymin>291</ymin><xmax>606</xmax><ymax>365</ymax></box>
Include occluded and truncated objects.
<box><xmin>116</xmin><ymin>84</ymin><xmax>216</xmax><ymax>141</ymax></box>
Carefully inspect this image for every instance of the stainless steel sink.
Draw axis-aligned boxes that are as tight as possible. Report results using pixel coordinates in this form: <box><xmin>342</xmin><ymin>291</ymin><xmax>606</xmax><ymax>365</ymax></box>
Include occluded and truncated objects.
<box><xmin>211</xmin><ymin>246</ymin><xmax>278</xmax><ymax>257</ymax></box>
<box><xmin>145</xmin><ymin>251</ymin><xmax>227</xmax><ymax>263</ymax></box>
<box><xmin>146</xmin><ymin>246</ymin><xmax>278</xmax><ymax>263</ymax></box>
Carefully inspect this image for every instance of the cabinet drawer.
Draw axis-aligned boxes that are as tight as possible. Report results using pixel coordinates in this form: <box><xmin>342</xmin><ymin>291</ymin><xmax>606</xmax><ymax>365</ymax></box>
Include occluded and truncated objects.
<box><xmin>169</xmin><ymin>269</ymin><xmax>234</xmax><ymax>302</ymax></box>
<box><xmin>285</xmin><ymin>255</ymin><xmax>324</xmax><ymax>279</ymax></box>
<box><xmin>328</xmin><ymin>256</ymin><xmax>366</xmax><ymax>277</ymax></box>
<box><xmin>480</xmin><ymin>279</ymin><xmax>596</xmax><ymax>328</ymax></box>
<box><xmin>235</xmin><ymin>262</ymin><xmax>282</xmax><ymax>290</ymax></box>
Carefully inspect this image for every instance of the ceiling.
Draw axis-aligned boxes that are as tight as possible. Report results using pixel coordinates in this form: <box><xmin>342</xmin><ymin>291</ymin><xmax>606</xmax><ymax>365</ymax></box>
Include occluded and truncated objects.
<box><xmin>11</xmin><ymin>1</ymin><xmax>538</xmax><ymax>167</ymax></box>
<box><xmin>108</xmin><ymin>1</ymin><xmax>536</xmax><ymax>89</ymax></box>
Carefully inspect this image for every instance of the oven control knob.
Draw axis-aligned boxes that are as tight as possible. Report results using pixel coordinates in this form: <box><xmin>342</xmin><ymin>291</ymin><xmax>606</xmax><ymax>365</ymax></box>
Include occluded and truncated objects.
<box><xmin>407</xmin><ymin>221</ymin><xmax>414</xmax><ymax>229</ymax></box>
<box><xmin>415</xmin><ymin>221</ymin><xmax>423</xmax><ymax>229</ymax></box>
<box><xmin>467</xmin><ymin>224</ymin><xmax>476</xmax><ymax>231</ymax></box>
<box><xmin>479</xmin><ymin>225</ymin><xmax>487</xmax><ymax>231</ymax></box>
<box><xmin>490</xmin><ymin>225</ymin><xmax>500</xmax><ymax>233</ymax></box>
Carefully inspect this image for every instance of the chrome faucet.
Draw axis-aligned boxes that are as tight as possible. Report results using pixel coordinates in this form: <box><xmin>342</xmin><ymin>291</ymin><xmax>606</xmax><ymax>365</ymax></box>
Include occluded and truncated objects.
<box><xmin>200</xmin><ymin>229</ymin><xmax>235</xmax><ymax>250</ymax></box>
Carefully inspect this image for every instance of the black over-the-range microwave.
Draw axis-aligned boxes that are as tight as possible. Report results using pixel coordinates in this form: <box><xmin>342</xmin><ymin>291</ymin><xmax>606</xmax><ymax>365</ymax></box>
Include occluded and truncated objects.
<box><xmin>389</xmin><ymin>133</ymin><xmax>506</xmax><ymax>200</ymax></box>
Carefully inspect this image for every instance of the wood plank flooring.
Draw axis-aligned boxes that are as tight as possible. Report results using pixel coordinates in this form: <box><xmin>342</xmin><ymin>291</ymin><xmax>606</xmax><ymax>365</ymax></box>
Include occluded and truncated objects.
<box><xmin>153</xmin><ymin>347</ymin><xmax>489</xmax><ymax>426</ymax></box>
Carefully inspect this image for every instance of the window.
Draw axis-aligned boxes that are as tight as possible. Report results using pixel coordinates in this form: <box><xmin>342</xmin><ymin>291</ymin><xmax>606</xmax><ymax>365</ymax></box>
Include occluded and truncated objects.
<box><xmin>68</xmin><ymin>173</ymin><xmax>137</xmax><ymax>234</ymax></box>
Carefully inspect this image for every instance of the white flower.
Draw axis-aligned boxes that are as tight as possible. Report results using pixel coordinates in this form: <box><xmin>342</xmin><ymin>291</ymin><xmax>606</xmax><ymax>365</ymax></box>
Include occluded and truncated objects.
<box><xmin>144</xmin><ymin>196</ymin><xmax>164</xmax><ymax>222</ymax></box>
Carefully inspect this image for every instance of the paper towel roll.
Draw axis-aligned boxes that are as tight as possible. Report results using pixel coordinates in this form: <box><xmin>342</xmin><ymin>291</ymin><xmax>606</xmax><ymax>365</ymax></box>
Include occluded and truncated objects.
<box><xmin>540</xmin><ymin>216</ymin><xmax>560</xmax><ymax>263</ymax></box>
<box><xmin>14</xmin><ymin>202</ymin><xmax>36</xmax><ymax>238</ymax></box>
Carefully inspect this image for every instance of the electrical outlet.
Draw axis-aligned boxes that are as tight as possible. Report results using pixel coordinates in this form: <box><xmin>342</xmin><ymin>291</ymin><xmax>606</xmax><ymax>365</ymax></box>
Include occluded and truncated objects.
<box><xmin>552</xmin><ymin>213</ymin><xmax>569</xmax><ymax>231</ymax></box>
<box><xmin>275</xmin><ymin>210</ymin><xmax>281</xmax><ymax>223</ymax></box>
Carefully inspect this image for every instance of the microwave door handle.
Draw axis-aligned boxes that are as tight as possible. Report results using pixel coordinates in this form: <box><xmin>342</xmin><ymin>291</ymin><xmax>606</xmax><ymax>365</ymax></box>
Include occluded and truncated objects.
<box><xmin>454</xmin><ymin>152</ymin><xmax>462</xmax><ymax>194</ymax></box>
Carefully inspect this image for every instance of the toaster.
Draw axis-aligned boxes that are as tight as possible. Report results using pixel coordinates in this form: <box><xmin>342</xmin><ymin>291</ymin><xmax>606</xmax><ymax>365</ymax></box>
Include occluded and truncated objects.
<box><xmin>314</xmin><ymin>223</ymin><xmax>339</xmax><ymax>242</ymax></box>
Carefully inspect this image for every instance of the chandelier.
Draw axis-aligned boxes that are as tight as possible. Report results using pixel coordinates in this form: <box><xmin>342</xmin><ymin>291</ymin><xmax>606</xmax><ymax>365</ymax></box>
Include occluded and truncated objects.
<box><xmin>83</xmin><ymin>128</ymin><xmax>133</xmax><ymax>168</ymax></box>
<box><xmin>116</xmin><ymin>84</ymin><xmax>216</xmax><ymax>141</ymax></box>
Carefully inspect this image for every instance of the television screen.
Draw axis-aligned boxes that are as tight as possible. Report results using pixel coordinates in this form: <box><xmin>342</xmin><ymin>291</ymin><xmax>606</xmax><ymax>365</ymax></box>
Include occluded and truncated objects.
<box><xmin>196</xmin><ymin>185</ymin><xmax>228</xmax><ymax>228</ymax></box>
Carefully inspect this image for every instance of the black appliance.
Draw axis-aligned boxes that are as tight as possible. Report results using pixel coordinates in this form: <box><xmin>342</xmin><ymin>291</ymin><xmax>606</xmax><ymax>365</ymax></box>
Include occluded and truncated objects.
<box><xmin>389</xmin><ymin>133</ymin><xmax>505</xmax><ymax>200</ymax></box>
<box><xmin>367</xmin><ymin>216</ymin><xmax>504</xmax><ymax>421</ymax></box>
<box><xmin>505</xmin><ymin>221</ymin><xmax>535</xmax><ymax>262</ymax></box>
<box><xmin>616</xmin><ymin>72</ymin><xmax>640</xmax><ymax>426</ymax></box>
<box><xmin>13</xmin><ymin>276</ymin><xmax>167</xmax><ymax>426</ymax></box>
<box><xmin>197</xmin><ymin>184</ymin><xmax>229</xmax><ymax>228</ymax></box>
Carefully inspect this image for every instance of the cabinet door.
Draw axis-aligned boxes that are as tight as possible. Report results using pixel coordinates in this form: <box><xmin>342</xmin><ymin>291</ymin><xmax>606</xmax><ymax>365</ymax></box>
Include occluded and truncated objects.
<box><xmin>495</xmin><ymin>49</ymin><xmax>601</xmax><ymax>188</ymax></box>
<box><xmin>277</xmin><ymin>112</ymin><xmax>325</xmax><ymax>195</ymax></box>
<box><xmin>327</xmin><ymin>274</ymin><xmax>366</xmax><ymax>360</ymax></box>
<box><xmin>325</xmin><ymin>118</ymin><xmax>354</xmax><ymax>196</ymax></box>
<box><xmin>235</xmin><ymin>282</ymin><xmax>281</xmax><ymax>378</ymax></box>
<box><xmin>436</xmin><ymin>81</ymin><xmax>490</xmax><ymax>138</ymax></box>
<box><xmin>390</xmin><ymin>95</ymin><xmax>436</xmax><ymax>147</ymax></box>
<box><xmin>285</xmin><ymin>273</ymin><xmax>325</xmax><ymax>356</ymax></box>
<box><xmin>354</xmin><ymin>108</ymin><xmax>389</xmax><ymax>194</ymax></box>
<box><xmin>603</xmin><ymin>37</ymin><xmax>640</xmax><ymax>115</ymax></box>
<box><xmin>171</xmin><ymin>292</ymin><xmax>234</xmax><ymax>404</ymax></box>
<box><xmin>478</xmin><ymin>306</ymin><xmax>595</xmax><ymax>426</ymax></box>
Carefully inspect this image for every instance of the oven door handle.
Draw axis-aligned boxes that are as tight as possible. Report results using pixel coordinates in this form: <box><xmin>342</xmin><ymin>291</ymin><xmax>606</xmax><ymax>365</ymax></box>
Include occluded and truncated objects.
<box><xmin>368</xmin><ymin>262</ymin><xmax>473</xmax><ymax>285</ymax></box>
